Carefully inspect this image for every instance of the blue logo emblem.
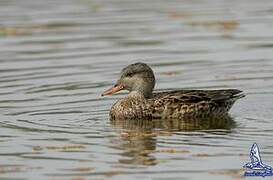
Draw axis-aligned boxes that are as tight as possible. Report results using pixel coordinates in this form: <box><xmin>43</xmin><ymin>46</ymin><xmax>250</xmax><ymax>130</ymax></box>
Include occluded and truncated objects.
<box><xmin>243</xmin><ymin>143</ymin><xmax>273</xmax><ymax>177</ymax></box>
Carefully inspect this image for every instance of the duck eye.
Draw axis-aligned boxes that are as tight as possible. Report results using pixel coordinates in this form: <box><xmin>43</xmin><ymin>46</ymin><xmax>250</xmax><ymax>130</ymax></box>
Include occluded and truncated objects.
<box><xmin>126</xmin><ymin>73</ymin><xmax>134</xmax><ymax>77</ymax></box>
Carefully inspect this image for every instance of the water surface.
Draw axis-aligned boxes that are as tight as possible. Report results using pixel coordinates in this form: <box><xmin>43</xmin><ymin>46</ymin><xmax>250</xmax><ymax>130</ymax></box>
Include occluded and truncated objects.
<box><xmin>1</xmin><ymin>0</ymin><xmax>273</xmax><ymax>179</ymax></box>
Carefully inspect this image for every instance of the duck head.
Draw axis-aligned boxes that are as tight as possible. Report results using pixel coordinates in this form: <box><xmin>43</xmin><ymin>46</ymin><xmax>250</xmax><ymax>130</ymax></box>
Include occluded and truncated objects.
<box><xmin>102</xmin><ymin>62</ymin><xmax>155</xmax><ymax>98</ymax></box>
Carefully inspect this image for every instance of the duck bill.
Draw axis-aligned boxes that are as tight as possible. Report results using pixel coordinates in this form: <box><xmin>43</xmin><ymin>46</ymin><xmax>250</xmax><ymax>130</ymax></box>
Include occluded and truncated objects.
<box><xmin>101</xmin><ymin>83</ymin><xmax>125</xmax><ymax>96</ymax></box>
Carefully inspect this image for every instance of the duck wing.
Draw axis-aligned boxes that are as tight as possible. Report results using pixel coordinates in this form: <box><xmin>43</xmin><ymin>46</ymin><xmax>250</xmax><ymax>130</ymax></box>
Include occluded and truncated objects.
<box><xmin>149</xmin><ymin>89</ymin><xmax>244</xmax><ymax>118</ymax></box>
<box><xmin>152</xmin><ymin>89</ymin><xmax>244</xmax><ymax>103</ymax></box>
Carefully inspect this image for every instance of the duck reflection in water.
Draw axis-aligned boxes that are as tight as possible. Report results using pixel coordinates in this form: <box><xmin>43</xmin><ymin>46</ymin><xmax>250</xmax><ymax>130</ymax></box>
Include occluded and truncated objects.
<box><xmin>110</xmin><ymin>115</ymin><xmax>236</xmax><ymax>166</ymax></box>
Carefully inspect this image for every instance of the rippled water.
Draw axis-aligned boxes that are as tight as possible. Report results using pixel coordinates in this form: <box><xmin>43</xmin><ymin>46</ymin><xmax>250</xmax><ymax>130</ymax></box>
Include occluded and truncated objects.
<box><xmin>1</xmin><ymin>0</ymin><xmax>273</xmax><ymax>179</ymax></box>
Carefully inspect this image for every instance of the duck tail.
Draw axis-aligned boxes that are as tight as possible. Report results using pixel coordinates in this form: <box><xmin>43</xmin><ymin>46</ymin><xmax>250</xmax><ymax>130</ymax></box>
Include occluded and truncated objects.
<box><xmin>232</xmin><ymin>90</ymin><xmax>245</xmax><ymax>100</ymax></box>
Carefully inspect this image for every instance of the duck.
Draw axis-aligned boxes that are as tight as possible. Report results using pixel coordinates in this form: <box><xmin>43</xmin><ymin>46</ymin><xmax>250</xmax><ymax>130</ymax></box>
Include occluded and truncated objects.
<box><xmin>102</xmin><ymin>62</ymin><xmax>245</xmax><ymax>120</ymax></box>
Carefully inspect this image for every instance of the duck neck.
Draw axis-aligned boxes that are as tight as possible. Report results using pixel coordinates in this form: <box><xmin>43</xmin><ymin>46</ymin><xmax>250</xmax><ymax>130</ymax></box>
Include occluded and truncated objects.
<box><xmin>129</xmin><ymin>87</ymin><xmax>153</xmax><ymax>99</ymax></box>
<box><xmin>129</xmin><ymin>79</ymin><xmax>155</xmax><ymax>98</ymax></box>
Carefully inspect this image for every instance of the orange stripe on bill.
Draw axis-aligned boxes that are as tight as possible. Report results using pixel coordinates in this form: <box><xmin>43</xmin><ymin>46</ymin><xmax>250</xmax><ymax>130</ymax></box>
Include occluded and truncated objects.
<box><xmin>101</xmin><ymin>83</ymin><xmax>126</xmax><ymax>96</ymax></box>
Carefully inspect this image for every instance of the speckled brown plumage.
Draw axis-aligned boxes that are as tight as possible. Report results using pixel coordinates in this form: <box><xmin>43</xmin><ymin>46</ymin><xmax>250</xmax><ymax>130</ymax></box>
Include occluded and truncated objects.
<box><xmin>110</xmin><ymin>89</ymin><xmax>244</xmax><ymax>120</ymax></box>
<box><xmin>102</xmin><ymin>62</ymin><xmax>245</xmax><ymax>120</ymax></box>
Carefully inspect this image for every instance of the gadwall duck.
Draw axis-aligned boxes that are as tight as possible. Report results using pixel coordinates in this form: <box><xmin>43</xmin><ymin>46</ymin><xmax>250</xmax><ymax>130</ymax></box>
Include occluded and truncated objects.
<box><xmin>102</xmin><ymin>62</ymin><xmax>244</xmax><ymax>120</ymax></box>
